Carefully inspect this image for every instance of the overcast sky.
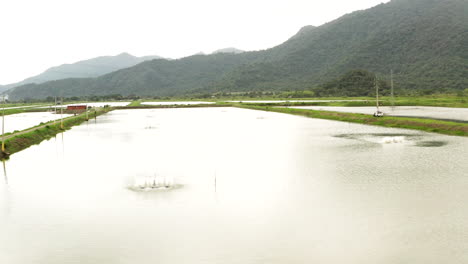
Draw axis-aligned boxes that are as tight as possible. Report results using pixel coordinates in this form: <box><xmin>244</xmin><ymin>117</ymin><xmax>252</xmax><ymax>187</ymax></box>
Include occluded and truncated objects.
<box><xmin>0</xmin><ymin>0</ymin><xmax>390</xmax><ymax>85</ymax></box>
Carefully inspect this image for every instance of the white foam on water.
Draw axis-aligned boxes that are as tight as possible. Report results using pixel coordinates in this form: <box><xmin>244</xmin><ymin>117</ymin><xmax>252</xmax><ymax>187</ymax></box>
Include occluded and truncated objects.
<box><xmin>127</xmin><ymin>174</ymin><xmax>177</xmax><ymax>192</ymax></box>
<box><xmin>380</xmin><ymin>136</ymin><xmax>405</xmax><ymax>144</ymax></box>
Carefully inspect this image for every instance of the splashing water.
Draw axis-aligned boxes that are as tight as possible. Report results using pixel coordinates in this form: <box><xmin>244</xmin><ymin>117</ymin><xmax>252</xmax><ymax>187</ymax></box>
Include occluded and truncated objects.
<box><xmin>128</xmin><ymin>174</ymin><xmax>177</xmax><ymax>191</ymax></box>
<box><xmin>380</xmin><ymin>136</ymin><xmax>405</xmax><ymax>144</ymax></box>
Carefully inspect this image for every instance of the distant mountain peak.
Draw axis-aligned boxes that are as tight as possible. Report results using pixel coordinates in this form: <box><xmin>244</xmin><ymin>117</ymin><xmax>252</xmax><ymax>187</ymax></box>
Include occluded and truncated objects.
<box><xmin>289</xmin><ymin>25</ymin><xmax>317</xmax><ymax>40</ymax></box>
<box><xmin>116</xmin><ymin>52</ymin><xmax>135</xmax><ymax>57</ymax></box>
<box><xmin>212</xmin><ymin>47</ymin><xmax>245</xmax><ymax>54</ymax></box>
<box><xmin>298</xmin><ymin>25</ymin><xmax>316</xmax><ymax>32</ymax></box>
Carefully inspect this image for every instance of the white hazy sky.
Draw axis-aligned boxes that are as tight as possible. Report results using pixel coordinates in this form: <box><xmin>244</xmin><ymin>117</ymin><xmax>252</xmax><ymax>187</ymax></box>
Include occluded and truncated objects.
<box><xmin>0</xmin><ymin>0</ymin><xmax>390</xmax><ymax>85</ymax></box>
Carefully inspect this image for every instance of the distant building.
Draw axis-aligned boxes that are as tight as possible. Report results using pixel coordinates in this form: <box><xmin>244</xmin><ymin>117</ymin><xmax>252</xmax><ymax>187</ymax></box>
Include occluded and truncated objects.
<box><xmin>66</xmin><ymin>105</ymin><xmax>87</xmax><ymax>114</ymax></box>
<box><xmin>67</xmin><ymin>105</ymin><xmax>87</xmax><ymax>110</ymax></box>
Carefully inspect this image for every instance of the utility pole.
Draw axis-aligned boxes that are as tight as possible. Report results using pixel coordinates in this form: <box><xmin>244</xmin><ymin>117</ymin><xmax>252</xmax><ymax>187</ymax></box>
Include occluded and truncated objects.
<box><xmin>54</xmin><ymin>96</ymin><xmax>57</xmax><ymax>125</ymax></box>
<box><xmin>60</xmin><ymin>97</ymin><xmax>64</xmax><ymax>129</ymax></box>
<box><xmin>1</xmin><ymin>96</ymin><xmax>5</xmax><ymax>152</ymax></box>
<box><xmin>390</xmin><ymin>69</ymin><xmax>395</xmax><ymax>110</ymax></box>
<box><xmin>375</xmin><ymin>75</ymin><xmax>380</xmax><ymax>112</ymax></box>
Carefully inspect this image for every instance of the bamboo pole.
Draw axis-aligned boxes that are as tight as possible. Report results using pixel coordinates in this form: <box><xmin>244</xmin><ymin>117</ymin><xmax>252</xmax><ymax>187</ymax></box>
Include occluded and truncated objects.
<box><xmin>391</xmin><ymin>69</ymin><xmax>395</xmax><ymax>110</ymax></box>
<box><xmin>1</xmin><ymin>96</ymin><xmax>5</xmax><ymax>152</ymax></box>
<box><xmin>60</xmin><ymin>97</ymin><xmax>64</xmax><ymax>129</ymax></box>
<box><xmin>375</xmin><ymin>75</ymin><xmax>379</xmax><ymax>111</ymax></box>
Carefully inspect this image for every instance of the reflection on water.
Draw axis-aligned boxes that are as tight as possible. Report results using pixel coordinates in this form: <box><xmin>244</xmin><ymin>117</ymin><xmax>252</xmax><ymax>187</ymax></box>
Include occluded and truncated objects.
<box><xmin>2</xmin><ymin>160</ymin><xmax>7</xmax><ymax>185</ymax></box>
<box><xmin>226</xmin><ymin>100</ymin><xmax>365</xmax><ymax>103</ymax></box>
<box><xmin>141</xmin><ymin>101</ymin><xmax>215</xmax><ymax>106</ymax></box>
<box><xmin>1</xmin><ymin>160</ymin><xmax>9</xmax><ymax>219</ymax></box>
<box><xmin>335</xmin><ymin>133</ymin><xmax>421</xmax><ymax>145</ymax></box>
<box><xmin>415</xmin><ymin>140</ymin><xmax>449</xmax><ymax>147</ymax></box>
<box><xmin>291</xmin><ymin>106</ymin><xmax>468</xmax><ymax>122</ymax></box>
<box><xmin>1</xmin><ymin>107</ymin><xmax>467</xmax><ymax>264</ymax></box>
<box><xmin>127</xmin><ymin>174</ymin><xmax>180</xmax><ymax>192</ymax></box>
<box><xmin>335</xmin><ymin>133</ymin><xmax>450</xmax><ymax>148</ymax></box>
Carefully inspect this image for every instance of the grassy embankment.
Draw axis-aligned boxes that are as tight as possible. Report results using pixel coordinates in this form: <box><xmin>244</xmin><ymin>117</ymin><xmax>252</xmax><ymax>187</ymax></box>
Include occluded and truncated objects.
<box><xmin>388</xmin><ymin>95</ymin><xmax>467</xmax><ymax>108</ymax></box>
<box><xmin>127</xmin><ymin>100</ymin><xmax>142</xmax><ymax>107</ymax></box>
<box><xmin>1</xmin><ymin>108</ymin><xmax>112</xmax><ymax>157</ymax></box>
<box><xmin>237</xmin><ymin>104</ymin><xmax>468</xmax><ymax>137</ymax></box>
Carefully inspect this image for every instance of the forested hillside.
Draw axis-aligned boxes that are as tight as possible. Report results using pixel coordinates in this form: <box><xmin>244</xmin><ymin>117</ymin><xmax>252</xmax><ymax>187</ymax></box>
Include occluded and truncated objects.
<box><xmin>213</xmin><ymin>0</ymin><xmax>467</xmax><ymax>93</ymax></box>
<box><xmin>8</xmin><ymin>53</ymin><xmax>259</xmax><ymax>99</ymax></box>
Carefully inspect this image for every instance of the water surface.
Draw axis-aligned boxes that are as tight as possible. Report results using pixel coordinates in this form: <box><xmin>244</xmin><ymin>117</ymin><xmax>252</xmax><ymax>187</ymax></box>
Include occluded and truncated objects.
<box><xmin>291</xmin><ymin>106</ymin><xmax>468</xmax><ymax>122</ymax></box>
<box><xmin>2</xmin><ymin>112</ymin><xmax>73</xmax><ymax>134</ymax></box>
<box><xmin>39</xmin><ymin>102</ymin><xmax>131</xmax><ymax>109</ymax></box>
<box><xmin>142</xmin><ymin>101</ymin><xmax>214</xmax><ymax>106</ymax></box>
<box><xmin>226</xmin><ymin>99</ymin><xmax>365</xmax><ymax>103</ymax></box>
<box><xmin>1</xmin><ymin>107</ymin><xmax>467</xmax><ymax>264</ymax></box>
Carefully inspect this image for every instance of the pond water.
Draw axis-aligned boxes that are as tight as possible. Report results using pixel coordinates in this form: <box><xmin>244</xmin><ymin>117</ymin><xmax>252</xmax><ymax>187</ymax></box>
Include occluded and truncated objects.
<box><xmin>142</xmin><ymin>101</ymin><xmax>215</xmax><ymax>106</ymax></box>
<box><xmin>2</xmin><ymin>112</ymin><xmax>73</xmax><ymax>134</ymax></box>
<box><xmin>77</xmin><ymin>102</ymin><xmax>130</xmax><ymax>107</ymax></box>
<box><xmin>39</xmin><ymin>102</ymin><xmax>131</xmax><ymax>109</ymax></box>
<box><xmin>226</xmin><ymin>100</ymin><xmax>365</xmax><ymax>103</ymax></box>
<box><xmin>291</xmin><ymin>106</ymin><xmax>468</xmax><ymax>122</ymax></box>
<box><xmin>1</xmin><ymin>107</ymin><xmax>467</xmax><ymax>264</ymax></box>
<box><xmin>3</xmin><ymin>104</ymin><xmax>44</xmax><ymax>110</ymax></box>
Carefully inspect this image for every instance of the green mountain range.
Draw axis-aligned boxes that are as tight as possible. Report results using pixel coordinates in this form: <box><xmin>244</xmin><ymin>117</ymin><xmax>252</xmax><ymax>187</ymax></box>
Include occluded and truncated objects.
<box><xmin>212</xmin><ymin>48</ymin><xmax>245</xmax><ymax>54</ymax></box>
<box><xmin>6</xmin><ymin>0</ymin><xmax>467</xmax><ymax>101</ymax></box>
<box><xmin>0</xmin><ymin>53</ymin><xmax>162</xmax><ymax>93</ymax></box>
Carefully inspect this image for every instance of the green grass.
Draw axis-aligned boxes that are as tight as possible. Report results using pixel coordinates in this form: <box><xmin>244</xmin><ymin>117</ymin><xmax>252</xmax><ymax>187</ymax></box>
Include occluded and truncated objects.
<box><xmin>3</xmin><ymin>124</ymin><xmax>64</xmax><ymax>155</ymax></box>
<box><xmin>128</xmin><ymin>100</ymin><xmax>142</xmax><ymax>107</ymax></box>
<box><xmin>389</xmin><ymin>96</ymin><xmax>468</xmax><ymax>108</ymax></box>
<box><xmin>237</xmin><ymin>104</ymin><xmax>468</xmax><ymax>137</ymax></box>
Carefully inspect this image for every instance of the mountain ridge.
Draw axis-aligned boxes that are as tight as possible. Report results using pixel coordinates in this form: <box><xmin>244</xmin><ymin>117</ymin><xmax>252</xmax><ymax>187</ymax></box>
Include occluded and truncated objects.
<box><xmin>0</xmin><ymin>53</ymin><xmax>163</xmax><ymax>93</ymax></box>
<box><xmin>6</xmin><ymin>0</ymin><xmax>467</xmax><ymax>100</ymax></box>
<box><xmin>212</xmin><ymin>48</ymin><xmax>245</xmax><ymax>54</ymax></box>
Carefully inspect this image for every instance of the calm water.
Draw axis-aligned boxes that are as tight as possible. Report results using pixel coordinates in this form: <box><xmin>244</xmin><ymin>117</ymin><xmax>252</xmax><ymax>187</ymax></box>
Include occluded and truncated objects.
<box><xmin>226</xmin><ymin>100</ymin><xmax>365</xmax><ymax>103</ymax></box>
<box><xmin>75</xmin><ymin>102</ymin><xmax>131</xmax><ymax>107</ymax></box>
<box><xmin>291</xmin><ymin>106</ymin><xmax>468</xmax><ymax>122</ymax></box>
<box><xmin>141</xmin><ymin>101</ymin><xmax>215</xmax><ymax>105</ymax></box>
<box><xmin>1</xmin><ymin>107</ymin><xmax>468</xmax><ymax>264</ymax></box>
<box><xmin>3</xmin><ymin>105</ymin><xmax>43</xmax><ymax>110</ymax></box>
<box><xmin>3</xmin><ymin>112</ymin><xmax>73</xmax><ymax>134</ymax></box>
<box><xmin>38</xmin><ymin>102</ymin><xmax>131</xmax><ymax>109</ymax></box>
